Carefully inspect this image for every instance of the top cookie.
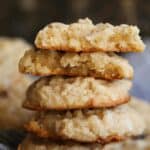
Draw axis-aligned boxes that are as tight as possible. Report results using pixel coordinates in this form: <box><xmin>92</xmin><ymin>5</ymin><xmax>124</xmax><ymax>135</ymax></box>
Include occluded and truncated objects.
<box><xmin>35</xmin><ymin>18</ymin><xmax>145</xmax><ymax>52</ymax></box>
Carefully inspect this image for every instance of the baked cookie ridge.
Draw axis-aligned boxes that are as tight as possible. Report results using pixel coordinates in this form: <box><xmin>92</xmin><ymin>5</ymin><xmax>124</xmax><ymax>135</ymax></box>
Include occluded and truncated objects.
<box><xmin>25</xmin><ymin>105</ymin><xmax>145</xmax><ymax>143</ymax></box>
<box><xmin>24</xmin><ymin>76</ymin><xmax>131</xmax><ymax>110</ymax></box>
<box><xmin>19</xmin><ymin>49</ymin><xmax>133</xmax><ymax>80</ymax></box>
<box><xmin>35</xmin><ymin>18</ymin><xmax>145</xmax><ymax>52</ymax></box>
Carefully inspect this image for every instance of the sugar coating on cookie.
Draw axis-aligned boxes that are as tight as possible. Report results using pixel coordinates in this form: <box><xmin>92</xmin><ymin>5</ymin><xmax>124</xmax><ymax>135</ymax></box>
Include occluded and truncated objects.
<box><xmin>24</xmin><ymin>76</ymin><xmax>131</xmax><ymax>110</ymax></box>
<box><xmin>19</xmin><ymin>49</ymin><xmax>133</xmax><ymax>80</ymax></box>
<box><xmin>25</xmin><ymin>105</ymin><xmax>145</xmax><ymax>143</ymax></box>
<box><xmin>35</xmin><ymin>18</ymin><xmax>145</xmax><ymax>52</ymax></box>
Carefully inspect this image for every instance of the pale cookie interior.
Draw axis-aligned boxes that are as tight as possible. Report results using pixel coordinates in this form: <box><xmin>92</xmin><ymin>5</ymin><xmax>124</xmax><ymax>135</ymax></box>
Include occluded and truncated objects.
<box><xmin>24</xmin><ymin>76</ymin><xmax>131</xmax><ymax>110</ymax></box>
<box><xmin>26</xmin><ymin>105</ymin><xmax>145</xmax><ymax>143</ymax></box>
<box><xmin>19</xmin><ymin>49</ymin><xmax>133</xmax><ymax>80</ymax></box>
<box><xmin>35</xmin><ymin>18</ymin><xmax>145</xmax><ymax>52</ymax></box>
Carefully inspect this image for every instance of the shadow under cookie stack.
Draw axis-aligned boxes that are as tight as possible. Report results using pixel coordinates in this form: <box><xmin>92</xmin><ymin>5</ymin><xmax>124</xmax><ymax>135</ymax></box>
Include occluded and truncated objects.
<box><xmin>18</xmin><ymin>18</ymin><xmax>146</xmax><ymax>149</ymax></box>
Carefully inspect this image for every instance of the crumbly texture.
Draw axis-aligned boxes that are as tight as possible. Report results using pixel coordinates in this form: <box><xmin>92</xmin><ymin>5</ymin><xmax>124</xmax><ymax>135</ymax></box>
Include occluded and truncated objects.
<box><xmin>19</xmin><ymin>49</ymin><xmax>133</xmax><ymax>80</ymax></box>
<box><xmin>35</xmin><ymin>18</ymin><xmax>145</xmax><ymax>52</ymax></box>
<box><xmin>129</xmin><ymin>97</ymin><xmax>150</xmax><ymax>134</ymax></box>
<box><xmin>18</xmin><ymin>135</ymin><xmax>104</xmax><ymax>150</ymax></box>
<box><xmin>25</xmin><ymin>105</ymin><xmax>145</xmax><ymax>143</ymax></box>
<box><xmin>0</xmin><ymin>37</ymin><xmax>32</xmax><ymax>91</ymax></box>
<box><xmin>24</xmin><ymin>76</ymin><xmax>131</xmax><ymax>110</ymax></box>
<box><xmin>19</xmin><ymin>135</ymin><xmax>150</xmax><ymax>150</ymax></box>
<box><xmin>0</xmin><ymin>74</ymin><xmax>34</xmax><ymax>129</ymax></box>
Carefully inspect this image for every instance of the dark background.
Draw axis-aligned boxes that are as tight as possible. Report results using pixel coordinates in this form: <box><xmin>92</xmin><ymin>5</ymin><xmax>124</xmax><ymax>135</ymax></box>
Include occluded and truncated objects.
<box><xmin>0</xmin><ymin>0</ymin><xmax>150</xmax><ymax>100</ymax></box>
<box><xmin>0</xmin><ymin>0</ymin><xmax>149</xmax><ymax>42</ymax></box>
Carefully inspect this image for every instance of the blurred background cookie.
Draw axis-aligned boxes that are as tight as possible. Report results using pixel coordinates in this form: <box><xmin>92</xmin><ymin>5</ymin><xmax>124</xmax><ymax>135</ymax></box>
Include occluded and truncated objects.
<box><xmin>0</xmin><ymin>37</ymin><xmax>34</xmax><ymax>129</ymax></box>
<box><xmin>0</xmin><ymin>37</ymin><xmax>31</xmax><ymax>91</ymax></box>
<box><xmin>129</xmin><ymin>97</ymin><xmax>150</xmax><ymax>135</ymax></box>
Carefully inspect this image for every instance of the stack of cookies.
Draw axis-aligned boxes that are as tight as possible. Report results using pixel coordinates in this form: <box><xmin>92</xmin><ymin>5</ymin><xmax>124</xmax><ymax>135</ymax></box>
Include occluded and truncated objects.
<box><xmin>18</xmin><ymin>18</ymin><xmax>146</xmax><ymax>149</ymax></box>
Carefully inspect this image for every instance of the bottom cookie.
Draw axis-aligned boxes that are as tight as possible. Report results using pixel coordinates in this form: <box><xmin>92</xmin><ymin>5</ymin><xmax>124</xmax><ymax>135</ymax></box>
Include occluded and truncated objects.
<box><xmin>25</xmin><ymin>105</ymin><xmax>145</xmax><ymax>143</ymax></box>
<box><xmin>18</xmin><ymin>135</ymin><xmax>150</xmax><ymax>150</ymax></box>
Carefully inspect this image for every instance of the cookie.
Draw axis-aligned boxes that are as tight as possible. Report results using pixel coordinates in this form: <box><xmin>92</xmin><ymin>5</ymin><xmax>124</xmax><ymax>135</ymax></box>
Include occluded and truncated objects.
<box><xmin>18</xmin><ymin>135</ymin><xmax>103</xmax><ymax>150</ymax></box>
<box><xmin>19</xmin><ymin>49</ymin><xmax>133</xmax><ymax>80</ymax></box>
<box><xmin>18</xmin><ymin>135</ymin><xmax>150</xmax><ymax>150</ymax></box>
<box><xmin>129</xmin><ymin>97</ymin><xmax>150</xmax><ymax>134</ymax></box>
<box><xmin>35</xmin><ymin>18</ymin><xmax>145</xmax><ymax>52</ymax></box>
<box><xmin>0</xmin><ymin>37</ymin><xmax>34</xmax><ymax>129</ymax></box>
<box><xmin>0</xmin><ymin>37</ymin><xmax>32</xmax><ymax>91</ymax></box>
<box><xmin>18</xmin><ymin>135</ymin><xmax>104</xmax><ymax>150</ymax></box>
<box><xmin>104</xmin><ymin>136</ymin><xmax>150</xmax><ymax>150</ymax></box>
<box><xmin>24</xmin><ymin>76</ymin><xmax>131</xmax><ymax>110</ymax></box>
<box><xmin>0</xmin><ymin>75</ymin><xmax>34</xmax><ymax>129</ymax></box>
<box><xmin>25</xmin><ymin>105</ymin><xmax>145</xmax><ymax>143</ymax></box>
